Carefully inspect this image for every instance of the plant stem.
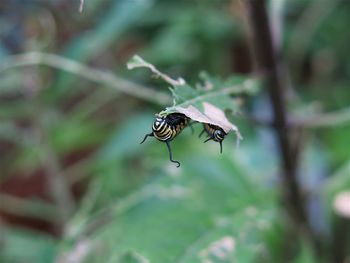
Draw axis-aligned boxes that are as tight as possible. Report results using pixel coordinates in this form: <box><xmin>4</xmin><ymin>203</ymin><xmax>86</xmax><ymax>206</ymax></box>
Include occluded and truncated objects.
<box><xmin>331</xmin><ymin>215</ymin><xmax>350</xmax><ymax>263</ymax></box>
<box><xmin>246</xmin><ymin>0</ymin><xmax>304</xmax><ymax>220</ymax></box>
<box><xmin>295</xmin><ymin>106</ymin><xmax>350</xmax><ymax>128</ymax></box>
<box><xmin>0</xmin><ymin>52</ymin><xmax>171</xmax><ymax>106</ymax></box>
<box><xmin>244</xmin><ymin>0</ymin><xmax>320</xmax><ymax>256</ymax></box>
<box><xmin>245</xmin><ymin>105</ymin><xmax>350</xmax><ymax>129</ymax></box>
<box><xmin>0</xmin><ymin>193</ymin><xmax>58</xmax><ymax>222</ymax></box>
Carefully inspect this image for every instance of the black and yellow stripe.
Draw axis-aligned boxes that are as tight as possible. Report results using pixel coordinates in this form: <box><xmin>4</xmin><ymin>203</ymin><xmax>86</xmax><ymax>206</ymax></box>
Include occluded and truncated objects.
<box><xmin>200</xmin><ymin>123</ymin><xmax>227</xmax><ymax>153</ymax></box>
<box><xmin>152</xmin><ymin>114</ymin><xmax>188</xmax><ymax>141</ymax></box>
<box><xmin>141</xmin><ymin>113</ymin><xmax>189</xmax><ymax>167</ymax></box>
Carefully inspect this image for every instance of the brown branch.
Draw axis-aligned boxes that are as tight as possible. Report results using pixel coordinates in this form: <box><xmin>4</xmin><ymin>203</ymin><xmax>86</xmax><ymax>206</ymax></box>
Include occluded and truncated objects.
<box><xmin>244</xmin><ymin>0</ymin><xmax>321</xmax><ymax>258</ymax></box>
<box><xmin>245</xmin><ymin>0</ymin><xmax>305</xmax><ymax>219</ymax></box>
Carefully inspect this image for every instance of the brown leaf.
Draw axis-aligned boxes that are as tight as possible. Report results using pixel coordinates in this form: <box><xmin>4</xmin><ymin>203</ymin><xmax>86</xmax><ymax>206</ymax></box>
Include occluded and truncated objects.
<box><xmin>202</xmin><ymin>102</ymin><xmax>238</xmax><ymax>134</ymax></box>
<box><xmin>175</xmin><ymin>105</ymin><xmax>212</xmax><ymax>124</ymax></box>
<box><xmin>174</xmin><ymin>102</ymin><xmax>242</xmax><ymax>142</ymax></box>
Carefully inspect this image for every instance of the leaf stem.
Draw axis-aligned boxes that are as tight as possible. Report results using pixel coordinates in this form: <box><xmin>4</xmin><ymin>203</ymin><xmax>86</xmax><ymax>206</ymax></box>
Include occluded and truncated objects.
<box><xmin>166</xmin><ymin>79</ymin><xmax>256</xmax><ymax>112</ymax></box>
<box><xmin>127</xmin><ymin>55</ymin><xmax>186</xmax><ymax>87</ymax></box>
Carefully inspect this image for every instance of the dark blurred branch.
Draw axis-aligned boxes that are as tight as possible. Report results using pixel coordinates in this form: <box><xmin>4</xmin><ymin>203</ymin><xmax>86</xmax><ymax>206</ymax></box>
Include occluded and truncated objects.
<box><xmin>244</xmin><ymin>0</ymin><xmax>320</xmax><ymax>256</ymax></box>
<box><xmin>0</xmin><ymin>52</ymin><xmax>171</xmax><ymax>106</ymax></box>
<box><xmin>331</xmin><ymin>215</ymin><xmax>350</xmax><ymax>263</ymax></box>
<box><xmin>245</xmin><ymin>0</ymin><xmax>305</xmax><ymax>220</ymax></box>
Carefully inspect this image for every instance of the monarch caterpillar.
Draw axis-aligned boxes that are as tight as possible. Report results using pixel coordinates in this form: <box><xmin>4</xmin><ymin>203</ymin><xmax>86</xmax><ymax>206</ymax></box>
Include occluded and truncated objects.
<box><xmin>199</xmin><ymin>123</ymin><xmax>227</xmax><ymax>153</ymax></box>
<box><xmin>141</xmin><ymin>113</ymin><xmax>190</xmax><ymax>167</ymax></box>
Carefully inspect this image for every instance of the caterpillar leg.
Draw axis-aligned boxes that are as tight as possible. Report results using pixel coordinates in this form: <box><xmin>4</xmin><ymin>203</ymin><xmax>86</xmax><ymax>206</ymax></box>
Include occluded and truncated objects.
<box><xmin>198</xmin><ymin>129</ymin><xmax>206</xmax><ymax>138</ymax></box>
<box><xmin>140</xmin><ymin>132</ymin><xmax>153</xmax><ymax>144</ymax></box>
<box><xmin>204</xmin><ymin>137</ymin><xmax>223</xmax><ymax>153</ymax></box>
<box><xmin>203</xmin><ymin>137</ymin><xmax>213</xmax><ymax>143</ymax></box>
<box><xmin>165</xmin><ymin>140</ymin><xmax>180</xmax><ymax>167</ymax></box>
<box><xmin>188</xmin><ymin>122</ymin><xmax>195</xmax><ymax>134</ymax></box>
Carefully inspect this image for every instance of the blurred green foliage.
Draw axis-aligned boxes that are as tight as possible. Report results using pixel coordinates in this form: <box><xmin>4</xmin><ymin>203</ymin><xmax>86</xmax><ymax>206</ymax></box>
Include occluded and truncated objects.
<box><xmin>0</xmin><ymin>0</ymin><xmax>350</xmax><ymax>262</ymax></box>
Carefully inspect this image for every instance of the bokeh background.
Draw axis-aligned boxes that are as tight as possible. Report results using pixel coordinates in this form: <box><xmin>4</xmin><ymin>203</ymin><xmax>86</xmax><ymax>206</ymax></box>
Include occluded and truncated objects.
<box><xmin>0</xmin><ymin>0</ymin><xmax>350</xmax><ymax>262</ymax></box>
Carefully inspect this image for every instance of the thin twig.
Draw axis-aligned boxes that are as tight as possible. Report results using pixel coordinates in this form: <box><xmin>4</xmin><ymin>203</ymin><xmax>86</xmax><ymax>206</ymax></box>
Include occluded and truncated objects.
<box><xmin>164</xmin><ymin>79</ymin><xmax>257</xmax><ymax>115</ymax></box>
<box><xmin>79</xmin><ymin>0</ymin><xmax>85</xmax><ymax>13</ymax></box>
<box><xmin>0</xmin><ymin>52</ymin><xmax>171</xmax><ymax>106</ymax></box>
<box><xmin>244</xmin><ymin>105</ymin><xmax>350</xmax><ymax>129</ymax></box>
<box><xmin>127</xmin><ymin>55</ymin><xmax>186</xmax><ymax>86</ymax></box>
<box><xmin>0</xmin><ymin>193</ymin><xmax>59</xmax><ymax>222</ymax></box>
<box><xmin>55</xmin><ymin>239</ymin><xmax>92</xmax><ymax>263</ymax></box>
<box><xmin>294</xmin><ymin>107</ymin><xmax>350</xmax><ymax>128</ymax></box>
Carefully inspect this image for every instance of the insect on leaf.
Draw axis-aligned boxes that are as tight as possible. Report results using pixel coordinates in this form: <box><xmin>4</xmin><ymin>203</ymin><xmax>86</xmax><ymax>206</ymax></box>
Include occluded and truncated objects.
<box><xmin>127</xmin><ymin>55</ymin><xmax>259</xmax><ymax>142</ymax></box>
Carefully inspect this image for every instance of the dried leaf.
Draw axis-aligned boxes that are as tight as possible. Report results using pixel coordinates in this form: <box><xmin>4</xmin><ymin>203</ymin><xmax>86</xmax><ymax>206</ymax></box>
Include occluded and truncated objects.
<box><xmin>160</xmin><ymin>73</ymin><xmax>257</xmax><ymax>137</ymax></box>
<box><xmin>203</xmin><ymin>102</ymin><xmax>240</xmax><ymax>135</ymax></box>
<box><xmin>175</xmin><ymin>105</ymin><xmax>212</xmax><ymax>125</ymax></box>
<box><xmin>175</xmin><ymin>103</ymin><xmax>242</xmax><ymax>142</ymax></box>
<box><xmin>127</xmin><ymin>56</ymin><xmax>258</xmax><ymax>140</ymax></box>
